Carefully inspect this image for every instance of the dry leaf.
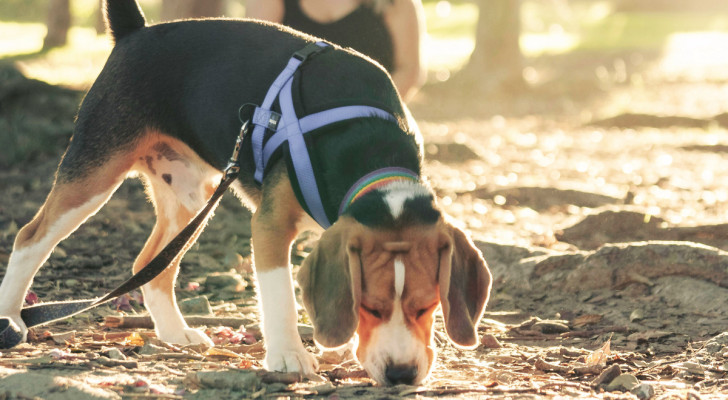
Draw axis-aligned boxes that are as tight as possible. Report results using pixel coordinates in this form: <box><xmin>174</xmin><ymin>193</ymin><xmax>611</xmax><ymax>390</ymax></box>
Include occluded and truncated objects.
<box><xmin>204</xmin><ymin>347</ymin><xmax>241</xmax><ymax>358</ymax></box>
<box><xmin>572</xmin><ymin>314</ymin><xmax>603</xmax><ymax>328</ymax></box>
<box><xmin>585</xmin><ymin>338</ymin><xmax>611</xmax><ymax>367</ymax></box>
<box><xmin>121</xmin><ymin>332</ymin><xmax>145</xmax><ymax>347</ymax></box>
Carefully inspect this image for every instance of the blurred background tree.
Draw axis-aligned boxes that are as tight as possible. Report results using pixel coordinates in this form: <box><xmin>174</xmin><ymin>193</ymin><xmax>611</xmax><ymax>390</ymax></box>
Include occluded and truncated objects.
<box><xmin>41</xmin><ymin>0</ymin><xmax>226</xmax><ymax>50</ymax></box>
<box><xmin>458</xmin><ymin>0</ymin><xmax>524</xmax><ymax>90</ymax></box>
<box><xmin>43</xmin><ymin>0</ymin><xmax>71</xmax><ymax>49</ymax></box>
<box><xmin>160</xmin><ymin>0</ymin><xmax>225</xmax><ymax>20</ymax></box>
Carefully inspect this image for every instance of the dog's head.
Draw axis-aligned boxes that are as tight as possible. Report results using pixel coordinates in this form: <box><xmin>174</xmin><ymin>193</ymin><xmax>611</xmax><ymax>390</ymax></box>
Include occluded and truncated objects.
<box><xmin>298</xmin><ymin>182</ymin><xmax>491</xmax><ymax>385</ymax></box>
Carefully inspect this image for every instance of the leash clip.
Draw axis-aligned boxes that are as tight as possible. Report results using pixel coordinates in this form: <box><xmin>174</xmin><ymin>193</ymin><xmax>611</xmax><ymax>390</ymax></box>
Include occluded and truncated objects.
<box><xmin>223</xmin><ymin>119</ymin><xmax>249</xmax><ymax>181</ymax></box>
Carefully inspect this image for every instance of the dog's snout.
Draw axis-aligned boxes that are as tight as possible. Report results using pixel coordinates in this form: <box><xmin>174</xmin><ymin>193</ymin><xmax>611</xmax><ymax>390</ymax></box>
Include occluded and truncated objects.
<box><xmin>385</xmin><ymin>364</ymin><xmax>418</xmax><ymax>385</ymax></box>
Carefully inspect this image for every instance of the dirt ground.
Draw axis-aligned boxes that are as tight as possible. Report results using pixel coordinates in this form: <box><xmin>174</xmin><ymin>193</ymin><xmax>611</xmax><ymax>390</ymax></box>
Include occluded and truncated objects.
<box><xmin>1</xmin><ymin>31</ymin><xmax>728</xmax><ymax>399</ymax></box>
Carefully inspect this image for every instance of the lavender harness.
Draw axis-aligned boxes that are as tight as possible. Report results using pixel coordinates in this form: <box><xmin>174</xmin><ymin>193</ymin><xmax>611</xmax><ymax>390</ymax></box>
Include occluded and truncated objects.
<box><xmin>249</xmin><ymin>41</ymin><xmax>398</xmax><ymax>228</ymax></box>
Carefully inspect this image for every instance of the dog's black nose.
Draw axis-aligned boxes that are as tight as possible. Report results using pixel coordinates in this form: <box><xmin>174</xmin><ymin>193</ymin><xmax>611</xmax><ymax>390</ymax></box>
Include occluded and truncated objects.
<box><xmin>385</xmin><ymin>364</ymin><xmax>418</xmax><ymax>385</ymax></box>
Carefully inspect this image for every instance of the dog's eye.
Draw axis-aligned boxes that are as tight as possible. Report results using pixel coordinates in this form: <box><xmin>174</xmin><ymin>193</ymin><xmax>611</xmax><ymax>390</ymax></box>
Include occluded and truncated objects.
<box><xmin>415</xmin><ymin>303</ymin><xmax>437</xmax><ymax>319</ymax></box>
<box><xmin>362</xmin><ymin>305</ymin><xmax>382</xmax><ymax>319</ymax></box>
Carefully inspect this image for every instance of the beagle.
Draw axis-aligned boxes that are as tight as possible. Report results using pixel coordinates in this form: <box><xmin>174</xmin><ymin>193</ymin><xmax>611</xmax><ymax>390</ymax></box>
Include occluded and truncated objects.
<box><xmin>0</xmin><ymin>0</ymin><xmax>491</xmax><ymax>386</ymax></box>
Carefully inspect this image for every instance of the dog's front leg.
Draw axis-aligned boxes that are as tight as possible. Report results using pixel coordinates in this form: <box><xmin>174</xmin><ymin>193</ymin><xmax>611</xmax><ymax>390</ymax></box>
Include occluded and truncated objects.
<box><xmin>251</xmin><ymin>176</ymin><xmax>318</xmax><ymax>376</ymax></box>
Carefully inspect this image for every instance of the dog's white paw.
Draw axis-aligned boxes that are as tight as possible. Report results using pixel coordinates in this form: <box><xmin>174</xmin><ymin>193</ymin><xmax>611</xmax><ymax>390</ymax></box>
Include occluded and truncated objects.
<box><xmin>265</xmin><ymin>343</ymin><xmax>319</xmax><ymax>376</ymax></box>
<box><xmin>158</xmin><ymin>327</ymin><xmax>214</xmax><ymax>346</ymax></box>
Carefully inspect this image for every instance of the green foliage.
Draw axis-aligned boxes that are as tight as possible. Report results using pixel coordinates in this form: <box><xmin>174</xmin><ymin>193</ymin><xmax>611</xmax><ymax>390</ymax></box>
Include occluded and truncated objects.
<box><xmin>0</xmin><ymin>0</ymin><xmax>48</xmax><ymax>22</ymax></box>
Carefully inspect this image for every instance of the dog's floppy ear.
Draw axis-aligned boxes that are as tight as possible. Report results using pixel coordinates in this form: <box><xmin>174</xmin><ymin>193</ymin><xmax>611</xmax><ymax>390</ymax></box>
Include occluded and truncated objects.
<box><xmin>438</xmin><ymin>218</ymin><xmax>492</xmax><ymax>348</ymax></box>
<box><xmin>298</xmin><ymin>217</ymin><xmax>362</xmax><ymax>349</ymax></box>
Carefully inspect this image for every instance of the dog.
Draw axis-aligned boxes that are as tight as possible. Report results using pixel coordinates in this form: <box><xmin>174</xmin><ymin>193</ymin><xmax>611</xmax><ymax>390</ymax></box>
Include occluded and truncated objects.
<box><xmin>0</xmin><ymin>0</ymin><xmax>491</xmax><ymax>385</ymax></box>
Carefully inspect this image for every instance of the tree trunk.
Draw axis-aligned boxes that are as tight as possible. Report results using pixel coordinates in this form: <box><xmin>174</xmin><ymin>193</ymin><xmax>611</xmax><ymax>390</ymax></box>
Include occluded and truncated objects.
<box><xmin>95</xmin><ymin>0</ymin><xmax>107</xmax><ymax>34</ymax></box>
<box><xmin>161</xmin><ymin>0</ymin><xmax>225</xmax><ymax>20</ymax></box>
<box><xmin>459</xmin><ymin>0</ymin><xmax>523</xmax><ymax>88</ymax></box>
<box><xmin>43</xmin><ymin>0</ymin><xmax>72</xmax><ymax>49</ymax></box>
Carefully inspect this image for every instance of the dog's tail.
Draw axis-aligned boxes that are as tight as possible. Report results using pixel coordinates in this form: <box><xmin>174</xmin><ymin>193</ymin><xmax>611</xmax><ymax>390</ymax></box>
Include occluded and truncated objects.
<box><xmin>104</xmin><ymin>0</ymin><xmax>146</xmax><ymax>43</ymax></box>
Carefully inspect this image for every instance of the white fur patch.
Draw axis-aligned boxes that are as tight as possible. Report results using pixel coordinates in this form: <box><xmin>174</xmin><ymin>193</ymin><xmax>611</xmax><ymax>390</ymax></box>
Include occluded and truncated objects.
<box><xmin>360</xmin><ymin>297</ymin><xmax>428</xmax><ymax>385</ymax></box>
<box><xmin>144</xmin><ymin>287</ymin><xmax>184</xmax><ymax>335</ymax></box>
<box><xmin>256</xmin><ymin>267</ymin><xmax>300</xmax><ymax>343</ymax></box>
<box><xmin>256</xmin><ymin>267</ymin><xmax>318</xmax><ymax>374</ymax></box>
<box><xmin>145</xmin><ymin>286</ymin><xmax>213</xmax><ymax>345</ymax></box>
<box><xmin>394</xmin><ymin>258</ymin><xmax>405</xmax><ymax>298</ymax></box>
<box><xmin>381</xmin><ymin>181</ymin><xmax>430</xmax><ymax>219</ymax></box>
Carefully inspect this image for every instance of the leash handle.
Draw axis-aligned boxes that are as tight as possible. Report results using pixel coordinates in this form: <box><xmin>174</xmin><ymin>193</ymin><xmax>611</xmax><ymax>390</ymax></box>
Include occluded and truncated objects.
<box><xmin>0</xmin><ymin>118</ymin><xmax>251</xmax><ymax>350</ymax></box>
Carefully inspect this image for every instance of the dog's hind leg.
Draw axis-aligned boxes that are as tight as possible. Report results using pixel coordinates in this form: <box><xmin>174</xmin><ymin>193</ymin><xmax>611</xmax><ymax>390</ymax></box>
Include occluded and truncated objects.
<box><xmin>130</xmin><ymin>137</ymin><xmax>220</xmax><ymax>346</ymax></box>
<box><xmin>0</xmin><ymin>156</ymin><xmax>130</xmax><ymax>340</ymax></box>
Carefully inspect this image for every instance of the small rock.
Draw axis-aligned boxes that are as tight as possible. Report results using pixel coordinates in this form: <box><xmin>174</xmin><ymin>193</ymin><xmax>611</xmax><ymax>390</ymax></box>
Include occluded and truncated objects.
<box><xmin>629</xmin><ymin>309</ymin><xmax>644</xmax><ymax>322</ymax></box>
<box><xmin>96</xmin><ymin>356</ymin><xmax>139</xmax><ymax>369</ymax></box>
<box><xmin>189</xmin><ymin>370</ymin><xmax>261</xmax><ymax>391</ymax></box>
<box><xmin>606</xmin><ymin>373</ymin><xmax>640</xmax><ymax>392</ymax></box>
<box><xmin>480</xmin><ymin>333</ymin><xmax>502</xmax><ymax>349</ymax></box>
<box><xmin>107</xmin><ymin>347</ymin><xmax>126</xmax><ymax>360</ymax></box>
<box><xmin>320</xmin><ymin>347</ymin><xmax>355</xmax><ymax>365</ymax></box>
<box><xmin>179</xmin><ymin>295</ymin><xmax>213</xmax><ymax>315</ymax></box>
<box><xmin>65</xmin><ymin>279</ymin><xmax>79</xmax><ymax>287</ymax></box>
<box><xmin>298</xmin><ymin>324</ymin><xmax>314</xmax><ymax>341</ymax></box>
<box><xmin>702</xmin><ymin>332</ymin><xmax>728</xmax><ymax>354</ymax></box>
<box><xmin>630</xmin><ymin>382</ymin><xmax>655</xmax><ymax>400</ymax></box>
<box><xmin>265</xmin><ymin>382</ymin><xmax>290</xmax><ymax>393</ymax></box>
<box><xmin>679</xmin><ymin>361</ymin><xmax>705</xmax><ymax>377</ymax></box>
<box><xmin>591</xmin><ymin>364</ymin><xmax>621</xmax><ymax>388</ymax></box>
<box><xmin>204</xmin><ymin>272</ymin><xmax>246</xmax><ymax>291</ymax></box>
<box><xmin>51</xmin><ymin>330</ymin><xmax>76</xmax><ymax>345</ymax></box>
<box><xmin>310</xmin><ymin>382</ymin><xmax>336</xmax><ymax>395</ymax></box>
<box><xmin>53</xmin><ymin>246</ymin><xmax>67</xmax><ymax>258</ymax></box>
<box><xmin>139</xmin><ymin>343</ymin><xmax>167</xmax><ymax>356</ymax></box>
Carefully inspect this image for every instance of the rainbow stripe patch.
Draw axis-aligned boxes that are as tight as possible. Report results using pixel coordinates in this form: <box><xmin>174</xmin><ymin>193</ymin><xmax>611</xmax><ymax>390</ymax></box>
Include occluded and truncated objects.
<box><xmin>339</xmin><ymin>167</ymin><xmax>419</xmax><ymax>215</ymax></box>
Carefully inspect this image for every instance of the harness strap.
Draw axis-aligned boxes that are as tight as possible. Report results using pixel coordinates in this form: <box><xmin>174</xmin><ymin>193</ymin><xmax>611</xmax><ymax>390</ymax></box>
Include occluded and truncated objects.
<box><xmin>250</xmin><ymin>41</ymin><xmax>399</xmax><ymax>229</ymax></box>
<box><xmin>251</xmin><ymin>42</ymin><xmax>328</xmax><ymax>184</ymax></box>
<box><xmin>262</xmin><ymin>106</ymin><xmax>396</xmax><ymax>165</ymax></box>
<box><xmin>278</xmin><ymin>77</ymin><xmax>331</xmax><ymax>227</ymax></box>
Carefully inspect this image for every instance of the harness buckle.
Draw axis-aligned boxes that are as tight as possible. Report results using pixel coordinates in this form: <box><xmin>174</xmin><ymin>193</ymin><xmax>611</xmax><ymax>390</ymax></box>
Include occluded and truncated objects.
<box><xmin>293</xmin><ymin>41</ymin><xmax>328</xmax><ymax>62</ymax></box>
<box><xmin>253</xmin><ymin>108</ymin><xmax>281</xmax><ymax>131</ymax></box>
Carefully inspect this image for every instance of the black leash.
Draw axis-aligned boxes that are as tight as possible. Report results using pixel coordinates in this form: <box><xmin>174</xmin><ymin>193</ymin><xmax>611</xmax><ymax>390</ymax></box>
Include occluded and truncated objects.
<box><xmin>0</xmin><ymin>120</ymin><xmax>250</xmax><ymax>350</ymax></box>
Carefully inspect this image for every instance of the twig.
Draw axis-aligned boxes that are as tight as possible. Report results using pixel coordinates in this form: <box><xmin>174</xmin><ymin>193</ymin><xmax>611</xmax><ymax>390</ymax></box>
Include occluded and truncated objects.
<box><xmin>534</xmin><ymin>357</ymin><xmax>570</xmax><ymax>373</ymax></box>
<box><xmin>139</xmin><ymin>352</ymin><xmax>205</xmax><ymax>361</ymax></box>
<box><xmin>401</xmin><ymin>387</ymin><xmax>545</xmax><ymax>397</ymax></box>
<box><xmin>502</xmin><ymin>335</ymin><xmax>560</xmax><ymax>341</ymax></box>
<box><xmin>539</xmin><ymin>382</ymin><xmax>591</xmax><ymax>391</ymax></box>
<box><xmin>92</xmin><ymin>331</ymin><xmax>155</xmax><ymax>341</ymax></box>
<box><xmin>257</xmin><ymin>370</ymin><xmax>303</xmax><ymax>384</ymax></box>
<box><xmin>120</xmin><ymin>393</ymin><xmax>183</xmax><ymax>399</ymax></box>
<box><xmin>572</xmin><ymin>364</ymin><xmax>605</xmax><ymax>376</ymax></box>
<box><xmin>561</xmin><ymin>326</ymin><xmax>629</xmax><ymax>338</ymax></box>
<box><xmin>105</xmin><ymin>315</ymin><xmax>249</xmax><ymax>329</ymax></box>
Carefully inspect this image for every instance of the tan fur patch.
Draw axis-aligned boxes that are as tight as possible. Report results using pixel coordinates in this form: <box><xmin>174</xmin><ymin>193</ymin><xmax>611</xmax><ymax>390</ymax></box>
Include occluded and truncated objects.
<box><xmin>251</xmin><ymin>167</ymin><xmax>307</xmax><ymax>272</ymax></box>
<box><xmin>13</xmin><ymin>156</ymin><xmax>133</xmax><ymax>249</ymax></box>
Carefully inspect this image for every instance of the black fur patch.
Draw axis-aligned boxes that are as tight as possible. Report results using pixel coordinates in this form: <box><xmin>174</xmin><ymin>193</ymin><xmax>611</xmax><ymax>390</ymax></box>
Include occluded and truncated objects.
<box><xmin>346</xmin><ymin>189</ymin><xmax>440</xmax><ymax>229</ymax></box>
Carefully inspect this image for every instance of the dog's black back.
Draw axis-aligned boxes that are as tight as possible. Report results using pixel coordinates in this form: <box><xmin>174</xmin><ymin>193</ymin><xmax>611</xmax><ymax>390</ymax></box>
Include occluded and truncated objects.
<box><xmin>59</xmin><ymin>1</ymin><xmax>420</xmax><ymax>213</ymax></box>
